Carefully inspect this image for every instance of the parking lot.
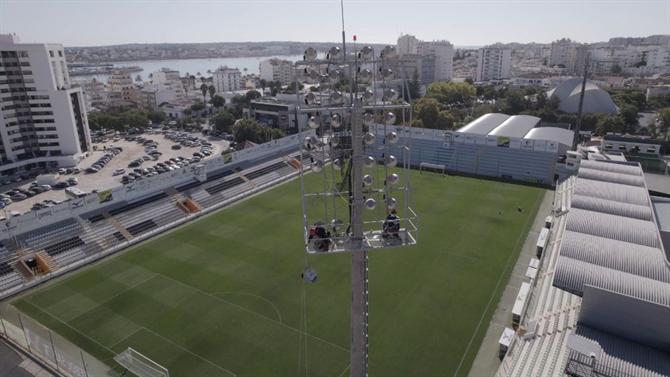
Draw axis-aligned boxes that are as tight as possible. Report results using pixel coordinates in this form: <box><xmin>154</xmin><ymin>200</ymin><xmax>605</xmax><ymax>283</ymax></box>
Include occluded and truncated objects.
<box><xmin>0</xmin><ymin>131</ymin><xmax>229</xmax><ymax>216</ymax></box>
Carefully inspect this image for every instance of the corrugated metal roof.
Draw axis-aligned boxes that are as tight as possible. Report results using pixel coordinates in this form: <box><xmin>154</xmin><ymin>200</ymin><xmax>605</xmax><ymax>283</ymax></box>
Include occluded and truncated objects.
<box><xmin>488</xmin><ymin>115</ymin><xmax>541</xmax><ymax>138</ymax></box>
<box><xmin>574</xmin><ymin>178</ymin><xmax>649</xmax><ymax>206</ymax></box>
<box><xmin>580</xmin><ymin>159</ymin><xmax>643</xmax><ymax>176</ymax></box>
<box><xmin>571</xmin><ymin>194</ymin><xmax>653</xmax><ymax>220</ymax></box>
<box><xmin>456</xmin><ymin>113</ymin><xmax>509</xmax><ymax>135</ymax></box>
<box><xmin>578</xmin><ymin>167</ymin><xmax>646</xmax><ymax>187</ymax></box>
<box><xmin>652</xmin><ymin>197</ymin><xmax>670</xmax><ymax>233</ymax></box>
<box><xmin>565</xmin><ymin>208</ymin><xmax>660</xmax><ymax>248</ymax></box>
<box><xmin>523</xmin><ymin>127</ymin><xmax>574</xmax><ymax>147</ymax></box>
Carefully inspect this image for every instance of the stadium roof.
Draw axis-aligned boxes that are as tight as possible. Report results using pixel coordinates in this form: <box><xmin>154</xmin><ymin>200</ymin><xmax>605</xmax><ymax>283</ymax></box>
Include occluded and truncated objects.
<box><xmin>488</xmin><ymin>115</ymin><xmax>540</xmax><ymax>138</ymax></box>
<box><xmin>456</xmin><ymin>113</ymin><xmax>509</xmax><ymax>135</ymax></box>
<box><xmin>456</xmin><ymin>113</ymin><xmax>575</xmax><ymax>147</ymax></box>
<box><xmin>524</xmin><ymin>127</ymin><xmax>574</xmax><ymax>147</ymax></box>
<box><xmin>553</xmin><ymin>159</ymin><xmax>670</xmax><ymax>358</ymax></box>
<box><xmin>547</xmin><ymin>78</ymin><xmax>619</xmax><ymax>114</ymax></box>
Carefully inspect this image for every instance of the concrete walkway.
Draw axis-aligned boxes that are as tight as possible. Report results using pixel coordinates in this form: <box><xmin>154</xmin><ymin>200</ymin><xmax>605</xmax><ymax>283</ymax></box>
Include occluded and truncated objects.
<box><xmin>467</xmin><ymin>190</ymin><xmax>554</xmax><ymax>377</ymax></box>
<box><xmin>0</xmin><ymin>339</ymin><xmax>54</xmax><ymax>377</ymax></box>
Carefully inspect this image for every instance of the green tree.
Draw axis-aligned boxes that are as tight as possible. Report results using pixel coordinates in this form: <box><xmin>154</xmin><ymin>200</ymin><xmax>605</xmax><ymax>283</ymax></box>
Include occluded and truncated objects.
<box><xmin>405</xmin><ymin>70</ymin><xmax>421</xmax><ymax>101</ymax></box>
<box><xmin>232</xmin><ymin>118</ymin><xmax>283</xmax><ymax>144</ymax></box>
<box><xmin>658</xmin><ymin>108</ymin><xmax>670</xmax><ymax>139</ymax></box>
<box><xmin>200</xmin><ymin>83</ymin><xmax>208</xmax><ymax>105</ymax></box>
<box><xmin>147</xmin><ymin>111</ymin><xmax>166</xmax><ymax>124</ymax></box>
<box><xmin>283</xmin><ymin>82</ymin><xmax>304</xmax><ymax>94</ymax></box>
<box><xmin>426</xmin><ymin>81</ymin><xmax>476</xmax><ymax>107</ymax></box>
<box><xmin>500</xmin><ymin>89</ymin><xmax>529</xmax><ymax>115</ymax></box>
<box><xmin>190</xmin><ymin>101</ymin><xmax>205</xmax><ymax>112</ymax></box>
<box><xmin>412</xmin><ymin>97</ymin><xmax>441</xmax><ymax>127</ymax></box>
<box><xmin>245</xmin><ymin>90</ymin><xmax>262</xmax><ymax>102</ymax></box>
<box><xmin>596</xmin><ymin>115</ymin><xmax>625</xmax><ymax>135</ymax></box>
<box><xmin>436</xmin><ymin>111</ymin><xmax>456</xmax><ymax>130</ymax></box>
<box><xmin>259</xmin><ymin>79</ymin><xmax>267</xmax><ymax>94</ymax></box>
<box><xmin>211</xmin><ymin>95</ymin><xmax>226</xmax><ymax>109</ymax></box>
<box><xmin>610</xmin><ymin>64</ymin><xmax>623</xmax><ymax>75</ymax></box>
<box><xmin>210</xmin><ymin>110</ymin><xmax>236</xmax><ymax>134</ymax></box>
<box><xmin>208</xmin><ymin>85</ymin><xmax>216</xmax><ymax>105</ymax></box>
<box><xmin>619</xmin><ymin>104</ymin><xmax>639</xmax><ymax>129</ymax></box>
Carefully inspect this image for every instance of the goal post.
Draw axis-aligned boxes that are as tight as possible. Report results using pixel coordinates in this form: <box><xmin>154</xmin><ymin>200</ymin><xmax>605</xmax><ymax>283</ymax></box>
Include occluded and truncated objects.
<box><xmin>419</xmin><ymin>162</ymin><xmax>446</xmax><ymax>175</ymax></box>
<box><xmin>114</xmin><ymin>347</ymin><xmax>169</xmax><ymax>377</ymax></box>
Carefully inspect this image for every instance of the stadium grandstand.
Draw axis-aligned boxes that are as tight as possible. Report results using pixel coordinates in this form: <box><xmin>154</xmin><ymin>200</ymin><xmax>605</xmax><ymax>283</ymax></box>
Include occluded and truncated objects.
<box><xmin>496</xmin><ymin>157</ymin><xmax>670</xmax><ymax>377</ymax></box>
<box><xmin>376</xmin><ymin>113</ymin><xmax>574</xmax><ymax>185</ymax></box>
<box><xmin>0</xmin><ymin>133</ymin><xmax>308</xmax><ymax>299</ymax></box>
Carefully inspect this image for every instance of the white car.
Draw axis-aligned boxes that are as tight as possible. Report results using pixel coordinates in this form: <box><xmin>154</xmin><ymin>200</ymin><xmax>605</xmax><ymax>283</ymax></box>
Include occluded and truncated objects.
<box><xmin>113</xmin><ymin>168</ymin><xmax>126</xmax><ymax>176</ymax></box>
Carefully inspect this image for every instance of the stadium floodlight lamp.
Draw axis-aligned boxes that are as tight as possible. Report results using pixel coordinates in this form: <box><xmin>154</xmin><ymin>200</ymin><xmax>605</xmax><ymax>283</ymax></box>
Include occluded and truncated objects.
<box><xmin>364</xmin><ymin>132</ymin><xmax>375</xmax><ymax>145</ymax></box>
<box><xmin>330</xmin><ymin>91</ymin><xmax>344</xmax><ymax>105</ymax></box>
<box><xmin>327</xmin><ymin>46</ymin><xmax>341</xmax><ymax>60</ymax></box>
<box><xmin>364</xmin><ymin>155</ymin><xmax>376</xmax><ymax>168</ymax></box>
<box><xmin>304</xmin><ymin>47</ymin><xmax>318</xmax><ymax>61</ymax></box>
<box><xmin>365</xmin><ymin>198</ymin><xmax>377</xmax><ymax>210</ymax></box>
<box><xmin>304</xmin><ymin>68</ymin><xmax>319</xmax><ymax>81</ymax></box>
<box><xmin>304</xmin><ymin>135</ymin><xmax>318</xmax><ymax>150</ymax></box>
<box><xmin>312</xmin><ymin>160</ymin><xmax>324</xmax><ymax>173</ymax></box>
<box><xmin>331</xmin><ymin>113</ymin><xmax>342</xmax><ymax>129</ymax></box>
<box><xmin>328</xmin><ymin>69</ymin><xmax>342</xmax><ymax>84</ymax></box>
<box><xmin>333</xmin><ymin>158</ymin><xmax>343</xmax><ymax>170</ymax></box>
<box><xmin>381</xmin><ymin>67</ymin><xmax>394</xmax><ymax>79</ymax></box>
<box><xmin>308</xmin><ymin>115</ymin><xmax>319</xmax><ymax>129</ymax></box>
<box><xmin>383</xmin><ymin>88</ymin><xmax>398</xmax><ymax>101</ymax></box>
<box><xmin>386</xmin><ymin>131</ymin><xmax>399</xmax><ymax>144</ymax></box>
<box><xmin>358</xmin><ymin>68</ymin><xmax>372</xmax><ymax>84</ymax></box>
<box><xmin>304</xmin><ymin>92</ymin><xmax>317</xmax><ymax>105</ymax></box>
<box><xmin>363</xmin><ymin>112</ymin><xmax>374</xmax><ymax>125</ymax></box>
<box><xmin>380</xmin><ymin>45</ymin><xmax>397</xmax><ymax>59</ymax></box>
<box><xmin>386</xmin><ymin>197</ymin><xmax>397</xmax><ymax>210</ymax></box>
<box><xmin>384</xmin><ymin>112</ymin><xmax>396</xmax><ymax>125</ymax></box>
<box><xmin>385</xmin><ymin>154</ymin><xmax>397</xmax><ymax>167</ymax></box>
<box><xmin>329</xmin><ymin>134</ymin><xmax>340</xmax><ymax>147</ymax></box>
<box><xmin>362</xmin><ymin>89</ymin><xmax>375</xmax><ymax>103</ymax></box>
<box><xmin>387</xmin><ymin>173</ymin><xmax>400</xmax><ymax>186</ymax></box>
<box><xmin>358</xmin><ymin>45</ymin><xmax>374</xmax><ymax>60</ymax></box>
<box><xmin>362</xmin><ymin>174</ymin><xmax>373</xmax><ymax>187</ymax></box>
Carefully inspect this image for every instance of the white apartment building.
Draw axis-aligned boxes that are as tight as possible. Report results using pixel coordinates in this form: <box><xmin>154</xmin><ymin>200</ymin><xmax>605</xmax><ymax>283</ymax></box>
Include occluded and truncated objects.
<box><xmin>418</xmin><ymin>40</ymin><xmax>454</xmax><ymax>81</ymax></box>
<box><xmin>549</xmin><ymin>38</ymin><xmax>587</xmax><ymax>74</ymax></box>
<box><xmin>476</xmin><ymin>46</ymin><xmax>512</xmax><ymax>82</ymax></box>
<box><xmin>397</xmin><ymin>34</ymin><xmax>419</xmax><ymax>56</ymax></box>
<box><xmin>152</xmin><ymin>68</ymin><xmax>180</xmax><ymax>85</ymax></box>
<box><xmin>0</xmin><ymin>34</ymin><xmax>91</xmax><ymax>175</ymax></box>
<box><xmin>259</xmin><ymin>59</ymin><xmax>294</xmax><ymax>84</ymax></box>
<box><xmin>212</xmin><ymin>66</ymin><xmax>242</xmax><ymax>92</ymax></box>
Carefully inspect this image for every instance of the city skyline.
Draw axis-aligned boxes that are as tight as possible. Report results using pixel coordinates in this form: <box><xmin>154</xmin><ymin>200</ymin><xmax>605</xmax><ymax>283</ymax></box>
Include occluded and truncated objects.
<box><xmin>0</xmin><ymin>0</ymin><xmax>668</xmax><ymax>47</ymax></box>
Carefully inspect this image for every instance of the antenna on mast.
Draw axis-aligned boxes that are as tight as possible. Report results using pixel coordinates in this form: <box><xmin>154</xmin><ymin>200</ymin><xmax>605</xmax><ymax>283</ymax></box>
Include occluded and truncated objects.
<box><xmin>340</xmin><ymin>0</ymin><xmax>346</xmax><ymax>58</ymax></box>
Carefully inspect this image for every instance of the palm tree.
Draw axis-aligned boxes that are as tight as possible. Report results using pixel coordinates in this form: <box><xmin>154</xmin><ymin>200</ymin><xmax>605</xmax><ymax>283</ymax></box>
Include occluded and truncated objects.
<box><xmin>208</xmin><ymin>85</ymin><xmax>216</xmax><ymax>104</ymax></box>
<box><xmin>200</xmin><ymin>83</ymin><xmax>208</xmax><ymax>105</ymax></box>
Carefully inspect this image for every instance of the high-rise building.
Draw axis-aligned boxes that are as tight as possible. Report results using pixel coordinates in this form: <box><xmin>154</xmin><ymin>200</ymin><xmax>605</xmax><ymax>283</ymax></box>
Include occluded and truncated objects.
<box><xmin>212</xmin><ymin>66</ymin><xmax>242</xmax><ymax>92</ymax></box>
<box><xmin>549</xmin><ymin>38</ymin><xmax>587</xmax><ymax>74</ymax></box>
<box><xmin>397</xmin><ymin>34</ymin><xmax>419</xmax><ymax>56</ymax></box>
<box><xmin>107</xmin><ymin>69</ymin><xmax>137</xmax><ymax>105</ymax></box>
<box><xmin>259</xmin><ymin>59</ymin><xmax>294</xmax><ymax>84</ymax></box>
<box><xmin>418</xmin><ymin>40</ymin><xmax>454</xmax><ymax>82</ymax></box>
<box><xmin>0</xmin><ymin>34</ymin><xmax>91</xmax><ymax>176</ymax></box>
<box><xmin>476</xmin><ymin>46</ymin><xmax>512</xmax><ymax>82</ymax></box>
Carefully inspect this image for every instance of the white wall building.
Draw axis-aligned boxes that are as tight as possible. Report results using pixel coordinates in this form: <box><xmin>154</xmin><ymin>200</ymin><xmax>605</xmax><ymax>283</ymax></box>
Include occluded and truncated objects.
<box><xmin>549</xmin><ymin>38</ymin><xmax>587</xmax><ymax>74</ymax></box>
<box><xmin>418</xmin><ymin>40</ymin><xmax>454</xmax><ymax>81</ymax></box>
<box><xmin>0</xmin><ymin>34</ymin><xmax>91</xmax><ymax>175</ymax></box>
<box><xmin>397</xmin><ymin>34</ymin><xmax>419</xmax><ymax>56</ymax></box>
<box><xmin>259</xmin><ymin>59</ymin><xmax>294</xmax><ymax>84</ymax></box>
<box><xmin>212</xmin><ymin>66</ymin><xmax>242</xmax><ymax>92</ymax></box>
<box><xmin>151</xmin><ymin>68</ymin><xmax>181</xmax><ymax>85</ymax></box>
<box><xmin>476</xmin><ymin>46</ymin><xmax>512</xmax><ymax>82</ymax></box>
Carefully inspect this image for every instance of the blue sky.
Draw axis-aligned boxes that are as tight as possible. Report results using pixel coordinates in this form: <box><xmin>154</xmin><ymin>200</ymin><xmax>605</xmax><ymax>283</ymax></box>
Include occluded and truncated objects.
<box><xmin>1</xmin><ymin>0</ymin><xmax>668</xmax><ymax>47</ymax></box>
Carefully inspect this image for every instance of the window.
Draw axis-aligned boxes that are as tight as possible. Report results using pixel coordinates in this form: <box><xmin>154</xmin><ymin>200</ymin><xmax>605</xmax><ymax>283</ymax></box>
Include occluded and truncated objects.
<box><xmin>49</xmin><ymin>50</ymin><xmax>54</xmax><ymax>58</ymax></box>
<box><xmin>58</xmin><ymin>50</ymin><xmax>63</xmax><ymax>57</ymax></box>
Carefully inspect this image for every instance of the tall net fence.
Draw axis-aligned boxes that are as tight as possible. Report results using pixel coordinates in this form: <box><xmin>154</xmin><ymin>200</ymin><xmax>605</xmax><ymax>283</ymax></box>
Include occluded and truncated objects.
<box><xmin>0</xmin><ymin>304</ymin><xmax>125</xmax><ymax>377</ymax></box>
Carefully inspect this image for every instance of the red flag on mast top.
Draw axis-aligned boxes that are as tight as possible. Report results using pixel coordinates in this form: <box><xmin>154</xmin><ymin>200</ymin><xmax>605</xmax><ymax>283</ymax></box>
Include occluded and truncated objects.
<box><xmin>353</xmin><ymin>35</ymin><xmax>357</xmax><ymax>41</ymax></box>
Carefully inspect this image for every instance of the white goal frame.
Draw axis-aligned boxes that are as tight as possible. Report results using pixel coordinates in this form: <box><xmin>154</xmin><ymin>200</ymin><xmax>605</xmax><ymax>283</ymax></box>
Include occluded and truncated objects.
<box><xmin>114</xmin><ymin>347</ymin><xmax>169</xmax><ymax>377</ymax></box>
<box><xmin>419</xmin><ymin>162</ymin><xmax>446</xmax><ymax>175</ymax></box>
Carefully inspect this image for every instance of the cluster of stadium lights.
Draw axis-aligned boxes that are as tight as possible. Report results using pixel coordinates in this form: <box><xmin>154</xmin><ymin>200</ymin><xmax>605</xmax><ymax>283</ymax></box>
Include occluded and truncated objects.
<box><xmin>300</xmin><ymin>44</ymin><xmax>405</xmax><ymax>213</ymax></box>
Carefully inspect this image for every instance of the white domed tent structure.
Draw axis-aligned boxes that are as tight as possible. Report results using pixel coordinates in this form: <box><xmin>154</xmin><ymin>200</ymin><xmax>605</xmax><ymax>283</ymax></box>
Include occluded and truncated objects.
<box><xmin>547</xmin><ymin>78</ymin><xmax>619</xmax><ymax>114</ymax></box>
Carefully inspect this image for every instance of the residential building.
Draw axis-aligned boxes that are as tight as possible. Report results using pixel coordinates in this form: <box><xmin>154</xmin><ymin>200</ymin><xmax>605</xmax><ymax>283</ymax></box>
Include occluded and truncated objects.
<box><xmin>0</xmin><ymin>34</ymin><xmax>91</xmax><ymax>176</ymax></box>
<box><xmin>245</xmin><ymin>98</ymin><xmax>306</xmax><ymax>133</ymax></box>
<box><xmin>213</xmin><ymin>66</ymin><xmax>242</xmax><ymax>92</ymax></box>
<box><xmin>549</xmin><ymin>38</ymin><xmax>587</xmax><ymax>74</ymax></box>
<box><xmin>418</xmin><ymin>40</ymin><xmax>454</xmax><ymax>81</ymax></box>
<box><xmin>107</xmin><ymin>69</ymin><xmax>137</xmax><ymax>106</ymax></box>
<box><xmin>397</xmin><ymin>34</ymin><xmax>419</xmax><ymax>56</ymax></box>
<box><xmin>152</xmin><ymin>68</ymin><xmax>180</xmax><ymax>85</ymax></box>
<box><xmin>646</xmin><ymin>85</ymin><xmax>670</xmax><ymax>100</ymax></box>
<box><xmin>259</xmin><ymin>59</ymin><xmax>294</xmax><ymax>84</ymax></box>
<box><xmin>476</xmin><ymin>46</ymin><xmax>512</xmax><ymax>82</ymax></box>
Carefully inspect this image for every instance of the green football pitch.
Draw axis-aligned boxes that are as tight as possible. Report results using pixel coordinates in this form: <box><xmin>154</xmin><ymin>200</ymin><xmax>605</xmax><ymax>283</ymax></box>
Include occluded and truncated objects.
<box><xmin>12</xmin><ymin>171</ymin><xmax>544</xmax><ymax>377</ymax></box>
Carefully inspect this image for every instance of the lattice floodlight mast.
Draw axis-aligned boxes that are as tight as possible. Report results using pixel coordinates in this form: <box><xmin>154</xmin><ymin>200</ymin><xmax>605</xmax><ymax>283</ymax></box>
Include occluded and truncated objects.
<box><xmin>296</xmin><ymin>43</ymin><xmax>418</xmax><ymax>377</ymax></box>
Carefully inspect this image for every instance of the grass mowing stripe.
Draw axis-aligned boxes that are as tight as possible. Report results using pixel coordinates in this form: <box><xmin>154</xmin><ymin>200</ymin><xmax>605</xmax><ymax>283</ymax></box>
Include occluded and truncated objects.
<box><xmin>452</xmin><ymin>190</ymin><xmax>545</xmax><ymax>377</ymax></box>
<box><xmin>139</xmin><ymin>326</ymin><xmax>238</xmax><ymax>377</ymax></box>
<box><xmin>145</xmin><ymin>266</ymin><xmax>349</xmax><ymax>354</ymax></box>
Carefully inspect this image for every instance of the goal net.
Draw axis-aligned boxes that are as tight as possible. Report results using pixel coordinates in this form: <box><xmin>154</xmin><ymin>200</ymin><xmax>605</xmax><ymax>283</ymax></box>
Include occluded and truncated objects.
<box><xmin>114</xmin><ymin>347</ymin><xmax>169</xmax><ymax>377</ymax></box>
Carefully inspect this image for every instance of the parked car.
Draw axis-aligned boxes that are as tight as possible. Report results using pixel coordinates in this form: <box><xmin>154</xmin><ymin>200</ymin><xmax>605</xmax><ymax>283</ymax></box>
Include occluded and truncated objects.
<box><xmin>113</xmin><ymin>168</ymin><xmax>126</xmax><ymax>176</ymax></box>
<box><xmin>53</xmin><ymin>181</ymin><xmax>69</xmax><ymax>189</ymax></box>
<box><xmin>171</xmin><ymin>144</ymin><xmax>182</xmax><ymax>150</ymax></box>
